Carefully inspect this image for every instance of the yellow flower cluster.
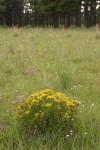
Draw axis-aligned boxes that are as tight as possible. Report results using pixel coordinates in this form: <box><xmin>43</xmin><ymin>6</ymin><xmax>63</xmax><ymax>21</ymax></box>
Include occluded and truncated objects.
<box><xmin>16</xmin><ymin>89</ymin><xmax>79</xmax><ymax>130</ymax></box>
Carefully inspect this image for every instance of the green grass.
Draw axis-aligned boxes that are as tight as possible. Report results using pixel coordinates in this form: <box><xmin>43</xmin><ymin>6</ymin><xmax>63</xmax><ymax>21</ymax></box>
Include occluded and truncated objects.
<box><xmin>0</xmin><ymin>27</ymin><xmax>100</xmax><ymax>150</ymax></box>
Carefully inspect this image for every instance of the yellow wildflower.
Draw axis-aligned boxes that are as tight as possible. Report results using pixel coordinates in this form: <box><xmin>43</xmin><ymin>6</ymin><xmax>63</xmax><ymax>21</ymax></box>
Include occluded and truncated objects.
<box><xmin>34</xmin><ymin>113</ymin><xmax>39</xmax><ymax>118</ymax></box>
<box><xmin>45</xmin><ymin>103</ymin><xmax>52</xmax><ymax>107</ymax></box>
<box><xmin>17</xmin><ymin>104</ymin><xmax>21</xmax><ymax>110</ymax></box>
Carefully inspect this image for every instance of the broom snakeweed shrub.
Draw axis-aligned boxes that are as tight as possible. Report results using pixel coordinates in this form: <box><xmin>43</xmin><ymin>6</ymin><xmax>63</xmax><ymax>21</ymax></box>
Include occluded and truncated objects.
<box><xmin>16</xmin><ymin>89</ymin><xmax>79</xmax><ymax>133</ymax></box>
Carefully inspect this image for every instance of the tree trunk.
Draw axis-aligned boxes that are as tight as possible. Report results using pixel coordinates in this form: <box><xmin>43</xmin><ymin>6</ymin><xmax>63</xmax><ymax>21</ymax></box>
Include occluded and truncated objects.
<box><xmin>99</xmin><ymin>7</ymin><xmax>100</xmax><ymax>29</ymax></box>
<box><xmin>64</xmin><ymin>14</ymin><xmax>68</xmax><ymax>29</ymax></box>
<box><xmin>90</xmin><ymin>0</ymin><xmax>96</xmax><ymax>27</ymax></box>
<box><xmin>67</xmin><ymin>14</ymin><xmax>70</xmax><ymax>27</ymax></box>
<box><xmin>84</xmin><ymin>1</ymin><xmax>90</xmax><ymax>28</ymax></box>
<box><xmin>75</xmin><ymin>12</ymin><xmax>81</xmax><ymax>27</ymax></box>
<box><xmin>52</xmin><ymin>13</ymin><xmax>59</xmax><ymax>28</ymax></box>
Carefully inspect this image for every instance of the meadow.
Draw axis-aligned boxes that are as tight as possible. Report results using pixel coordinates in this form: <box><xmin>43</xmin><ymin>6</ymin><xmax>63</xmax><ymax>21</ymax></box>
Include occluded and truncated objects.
<box><xmin>0</xmin><ymin>27</ymin><xmax>100</xmax><ymax>150</ymax></box>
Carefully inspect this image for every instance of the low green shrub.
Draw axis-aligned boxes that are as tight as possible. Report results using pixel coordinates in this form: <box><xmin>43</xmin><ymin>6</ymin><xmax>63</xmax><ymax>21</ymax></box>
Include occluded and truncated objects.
<box><xmin>16</xmin><ymin>89</ymin><xmax>79</xmax><ymax>133</ymax></box>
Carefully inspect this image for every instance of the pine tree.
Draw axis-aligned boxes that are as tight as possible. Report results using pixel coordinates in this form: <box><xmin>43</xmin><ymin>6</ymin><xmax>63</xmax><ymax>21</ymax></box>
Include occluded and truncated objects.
<box><xmin>4</xmin><ymin>0</ymin><xmax>24</xmax><ymax>26</ymax></box>
<box><xmin>0</xmin><ymin>0</ymin><xmax>5</xmax><ymax>25</ymax></box>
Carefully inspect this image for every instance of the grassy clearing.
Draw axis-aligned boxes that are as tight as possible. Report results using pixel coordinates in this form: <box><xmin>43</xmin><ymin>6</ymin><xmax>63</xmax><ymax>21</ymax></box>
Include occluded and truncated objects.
<box><xmin>0</xmin><ymin>27</ymin><xmax>100</xmax><ymax>150</ymax></box>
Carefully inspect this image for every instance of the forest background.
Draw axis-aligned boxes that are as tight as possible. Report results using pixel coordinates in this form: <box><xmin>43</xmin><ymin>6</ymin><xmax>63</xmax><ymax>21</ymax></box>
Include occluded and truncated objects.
<box><xmin>0</xmin><ymin>0</ymin><xmax>100</xmax><ymax>28</ymax></box>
